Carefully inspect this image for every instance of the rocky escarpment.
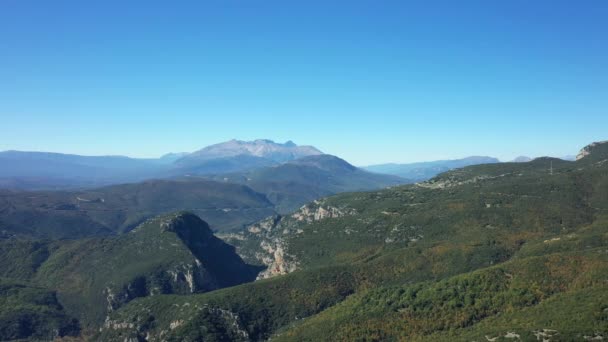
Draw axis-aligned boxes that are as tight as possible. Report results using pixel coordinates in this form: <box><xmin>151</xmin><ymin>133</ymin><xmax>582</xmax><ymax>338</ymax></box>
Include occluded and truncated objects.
<box><xmin>28</xmin><ymin>212</ymin><xmax>260</xmax><ymax>327</ymax></box>
<box><xmin>100</xmin><ymin>303</ymin><xmax>250</xmax><ymax>342</ymax></box>
<box><xmin>417</xmin><ymin>171</ymin><xmax>510</xmax><ymax>190</ymax></box>
<box><xmin>102</xmin><ymin>261</ymin><xmax>216</xmax><ymax>313</ymax></box>
<box><xmin>576</xmin><ymin>140</ymin><xmax>608</xmax><ymax>160</ymax></box>
<box><xmin>225</xmin><ymin>200</ymin><xmax>357</xmax><ymax>279</ymax></box>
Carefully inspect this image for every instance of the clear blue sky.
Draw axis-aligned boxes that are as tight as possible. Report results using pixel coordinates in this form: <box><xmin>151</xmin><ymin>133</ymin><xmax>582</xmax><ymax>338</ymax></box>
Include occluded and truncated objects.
<box><xmin>1</xmin><ymin>0</ymin><xmax>607</xmax><ymax>165</ymax></box>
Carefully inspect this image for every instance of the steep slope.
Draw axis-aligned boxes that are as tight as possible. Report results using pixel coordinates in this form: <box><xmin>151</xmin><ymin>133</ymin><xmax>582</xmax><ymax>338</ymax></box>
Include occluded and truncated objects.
<box><xmin>210</xmin><ymin>154</ymin><xmax>409</xmax><ymax>213</ymax></box>
<box><xmin>276</xmin><ymin>247</ymin><xmax>608</xmax><ymax>341</ymax></box>
<box><xmin>576</xmin><ymin>139</ymin><xmax>608</xmax><ymax>160</ymax></box>
<box><xmin>0</xmin><ymin>179</ymin><xmax>275</xmax><ymax>238</ymax></box>
<box><xmin>173</xmin><ymin>139</ymin><xmax>323</xmax><ymax>175</ymax></box>
<box><xmin>100</xmin><ymin>141</ymin><xmax>608</xmax><ymax>341</ymax></box>
<box><xmin>0</xmin><ymin>212</ymin><xmax>261</xmax><ymax>337</ymax></box>
<box><xmin>363</xmin><ymin>156</ymin><xmax>500</xmax><ymax>181</ymax></box>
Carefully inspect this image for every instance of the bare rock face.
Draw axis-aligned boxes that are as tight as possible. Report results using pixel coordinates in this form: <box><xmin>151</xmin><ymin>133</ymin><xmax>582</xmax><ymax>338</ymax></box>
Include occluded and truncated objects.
<box><xmin>291</xmin><ymin>200</ymin><xmax>357</xmax><ymax>223</ymax></box>
<box><xmin>256</xmin><ymin>242</ymin><xmax>297</xmax><ymax>279</ymax></box>
<box><xmin>179</xmin><ymin>139</ymin><xmax>323</xmax><ymax>163</ymax></box>
<box><xmin>229</xmin><ymin>200</ymin><xmax>357</xmax><ymax>279</ymax></box>
<box><xmin>576</xmin><ymin>140</ymin><xmax>608</xmax><ymax>160</ymax></box>
<box><xmin>100</xmin><ymin>304</ymin><xmax>250</xmax><ymax>341</ymax></box>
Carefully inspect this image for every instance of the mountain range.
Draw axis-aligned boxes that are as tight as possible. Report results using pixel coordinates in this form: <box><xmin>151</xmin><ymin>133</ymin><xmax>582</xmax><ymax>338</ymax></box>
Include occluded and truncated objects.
<box><xmin>363</xmin><ymin>156</ymin><xmax>500</xmax><ymax>181</ymax></box>
<box><xmin>205</xmin><ymin>154</ymin><xmax>405</xmax><ymax>213</ymax></box>
<box><xmin>0</xmin><ymin>141</ymin><xmax>406</xmax><ymax>237</ymax></box>
<box><xmin>0</xmin><ymin>139</ymin><xmax>325</xmax><ymax>190</ymax></box>
<box><xmin>1</xmin><ymin>140</ymin><xmax>607</xmax><ymax>341</ymax></box>
<box><xmin>2</xmin><ymin>139</ymin><xmax>577</xmax><ymax>191</ymax></box>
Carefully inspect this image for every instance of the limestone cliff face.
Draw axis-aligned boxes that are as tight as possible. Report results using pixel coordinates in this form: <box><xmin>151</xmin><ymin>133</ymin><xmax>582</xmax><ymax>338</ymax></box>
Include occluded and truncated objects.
<box><xmin>36</xmin><ymin>212</ymin><xmax>259</xmax><ymax>327</ymax></box>
<box><xmin>291</xmin><ymin>200</ymin><xmax>357</xmax><ymax>222</ymax></box>
<box><xmin>103</xmin><ymin>260</ymin><xmax>217</xmax><ymax>313</ymax></box>
<box><xmin>101</xmin><ymin>304</ymin><xmax>250</xmax><ymax>342</ymax></box>
<box><xmin>576</xmin><ymin>140</ymin><xmax>608</xmax><ymax>160</ymax></box>
<box><xmin>229</xmin><ymin>200</ymin><xmax>357</xmax><ymax>279</ymax></box>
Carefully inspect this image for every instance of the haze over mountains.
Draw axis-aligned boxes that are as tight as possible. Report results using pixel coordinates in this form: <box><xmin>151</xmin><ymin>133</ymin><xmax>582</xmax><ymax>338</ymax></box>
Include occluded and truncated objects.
<box><xmin>2</xmin><ymin>138</ymin><xmax>577</xmax><ymax>192</ymax></box>
<box><xmin>206</xmin><ymin>154</ymin><xmax>405</xmax><ymax>213</ymax></box>
<box><xmin>0</xmin><ymin>140</ymin><xmax>406</xmax><ymax>237</ymax></box>
<box><xmin>0</xmin><ymin>139</ymin><xmax>325</xmax><ymax>190</ymax></box>
<box><xmin>364</xmin><ymin>156</ymin><xmax>500</xmax><ymax>181</ymax></box>
<box><xmin>2</xmin><ymin>139</ymin><xmax>607</xmax><ymax>341</ymax></box>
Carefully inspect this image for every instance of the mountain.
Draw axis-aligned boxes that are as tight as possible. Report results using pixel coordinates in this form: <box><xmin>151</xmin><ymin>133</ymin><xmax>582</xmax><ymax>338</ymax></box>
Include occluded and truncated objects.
<box><xmin>3</xmin><ymin>141</ymin><xmax>608</xmax><ymax>341</ymax></box>
<box><xmin>511</xmin><ymin>155</ymin><xmax>532</xmax><ymax>162</ymax></box>
<box><xmin>363</xmin><ymin>156</ymin><xmax>500</xmax><ymax>181</ymax></box>
<box><xmin>0</xmin><ymin>212</ymin><xmax>261</xmax><ymax>339</ymax></box>
<box><xmin>0</xmin><ymin>140</ymin><xmax>325</xmax><ymax>189</ymax></box>
<box><xmin>0</xmin><ymin>150</ymin><xmax>171</xmax><ymax>190</ymax></box>
<box><xmin>173</xmin><ymin>139</ymin><xmax>323</xmax><ymax>175</ymax></box>
<box><xmin>206</xmin><ymin>154</ymin><xmax>409</xmax><ymax>213</ymax></box>
<box><xmin>0</xmin><ymin>179</ymin><xmax>275</xmax><ymax>238</ymax></box>
<box><xmin>576</xmin><ymin>140</ymin><xmax>608</xmax><ymax>160</ymax></box>
<box><xmin>0</xmin><ymin>152</ymin><xmax>406</xmax><ymax>238</ymax></box>
<box><xmin>179</xmin><ymin>139</ymin><xmax>322</xmax><ymax>163</ymax></box>
<box><xmin>158</xmin><ymin>152</ymin><xmax>190</xmax><ymax>163</ymax></box>
<box><xmin>98</xmin><ymin>141</ymin><xmax>608</xmax><ymax>341</ymax></box>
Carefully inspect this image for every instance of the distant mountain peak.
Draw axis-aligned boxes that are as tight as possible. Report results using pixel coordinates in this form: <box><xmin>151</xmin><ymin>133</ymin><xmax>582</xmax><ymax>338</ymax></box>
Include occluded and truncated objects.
<box><xmin>576</xmin><ymin>140</ymin><xmax>608</xmax><ymax>160</ymax></box>
<box><xmin>178</xmin><ymin>139</ymin><xmax>323</xmax><ymax>165</ymax></box>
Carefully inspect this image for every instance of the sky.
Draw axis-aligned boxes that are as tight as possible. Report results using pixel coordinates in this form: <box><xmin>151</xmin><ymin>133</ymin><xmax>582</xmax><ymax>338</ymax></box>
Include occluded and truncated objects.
<box><xmin>1</xmin><ymin>0</ymin><xmax>607</xmax><ymax>165</ymax></box>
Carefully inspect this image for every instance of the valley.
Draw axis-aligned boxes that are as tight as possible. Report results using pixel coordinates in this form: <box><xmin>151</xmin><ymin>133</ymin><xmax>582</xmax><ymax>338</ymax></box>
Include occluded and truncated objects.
<box><xmin>1</xmin><ymin>140</ymin><xmax>606</xmax><ymax>341</ymax></box>
<box><xmin>3</xmin><ymin>2</ymin><xmax>605</xmax><ymax>340</ymax></box>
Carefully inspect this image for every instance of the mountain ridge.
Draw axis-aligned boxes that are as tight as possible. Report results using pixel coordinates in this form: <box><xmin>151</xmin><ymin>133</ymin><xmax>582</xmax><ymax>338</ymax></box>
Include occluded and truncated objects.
<box><xmin>0</xmin><ymin>211</ymin><xmax>261</xmax><ymax>333</ymax></box>
<box><xmin>205</xmin><ymin>154</ymin><xmax>408</xmax><ymax>213</ymax></box>
<box><xmin>363</xmin><ymin>156</ymin><xmax>500</xmax><ymax>181</ymax></box>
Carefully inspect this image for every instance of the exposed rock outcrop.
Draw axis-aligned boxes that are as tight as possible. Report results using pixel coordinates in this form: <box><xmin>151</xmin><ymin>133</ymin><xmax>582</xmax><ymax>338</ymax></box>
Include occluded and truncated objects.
<box><xmin>226</xmin><ymin>200</ymin><xmax>358</xmax><ymax>279</ymax></box>
<box><xmin>576</xmin><ymin>140</ymin><xmax>608</xmax><ymax>160</ymax></box>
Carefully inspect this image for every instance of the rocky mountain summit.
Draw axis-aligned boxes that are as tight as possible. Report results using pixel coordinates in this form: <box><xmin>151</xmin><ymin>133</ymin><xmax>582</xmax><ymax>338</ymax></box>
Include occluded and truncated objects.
<box><xmin>0</xmin><ymin>139</ymin><xmax>325</xmax><ymax>189</ymax></box>
<box><xmin>171</xmin><ymin>139</ymin><xmax>325</xmax><ymax>176</ymax></box>
<box><xmin>177</xmin><ymin>139</ymin><xmax>323</xmax><ymax>164</ymax></box>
